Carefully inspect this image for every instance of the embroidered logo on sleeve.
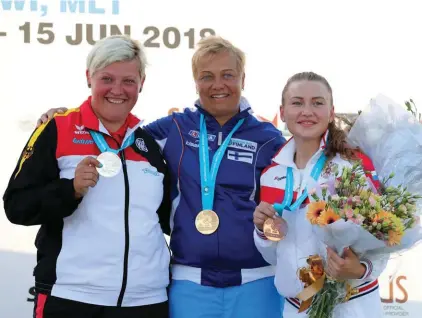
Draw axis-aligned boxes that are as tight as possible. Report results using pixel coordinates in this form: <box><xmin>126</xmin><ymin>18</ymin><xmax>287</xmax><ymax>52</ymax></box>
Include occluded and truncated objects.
<box><xmin>22</xmin><ymin>146</ymin><xmax>34</xmax><ymax>160</ymax></box>
<box><xmin>135</xmin><ymin>138</ymin><xmax>149</xmax><ymax>152</ymax></box>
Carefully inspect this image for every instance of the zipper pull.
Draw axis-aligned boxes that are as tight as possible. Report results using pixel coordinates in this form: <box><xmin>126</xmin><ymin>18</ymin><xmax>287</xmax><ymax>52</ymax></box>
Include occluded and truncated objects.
<box><xmin>120</xmin><ymin>151</ymin><xmax>126</xmax><ymax>165</ymax></box>
<box><xmin>218</xmin><ymin>132</ymin><xmax>222</xmax><ymax>146</ymax></box>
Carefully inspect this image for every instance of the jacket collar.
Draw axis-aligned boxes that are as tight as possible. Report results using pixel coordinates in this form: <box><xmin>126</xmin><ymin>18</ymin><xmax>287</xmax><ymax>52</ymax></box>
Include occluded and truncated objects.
<box><xmin>272</xmin><ymin>130</ymin><xmax>328</xmax><ymax>168</ymax></box>
<box><xmin>79</xmin><ymin>96</ymin><xmax>143</xmax><ymax>139</ymax></box>
<box><xmin>194</xmin><ymin>96</ymin><xmax>253</xmax><ymax>129</ymax></box>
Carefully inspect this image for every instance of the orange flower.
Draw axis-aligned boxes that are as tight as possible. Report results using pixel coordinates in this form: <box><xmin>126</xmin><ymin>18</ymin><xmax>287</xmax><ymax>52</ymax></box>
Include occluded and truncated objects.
<box><xmin>373</xmin><ymin>210</ymin><xmax>392</xmax><ymax>223</ymax></box>
<box><xmin>317</xmin><ymin>208</ymin><xmax>341</xmax><ymax>226</ymax></box>
<box><xmin>307</xmin><ymin>201</ymin><xmax>327</xmax><ymax>224</ymax></box>
<box><xmin>387</xmin><ymin>230</ymin><xmax>403</xmax><ymax>246</ymax></box>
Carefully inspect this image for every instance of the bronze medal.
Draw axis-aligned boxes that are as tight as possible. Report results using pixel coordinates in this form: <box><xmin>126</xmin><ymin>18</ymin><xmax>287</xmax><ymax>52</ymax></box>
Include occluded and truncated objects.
<box><xmin>263</xmin><ymin>217</ymin><xmax>287</xmax><ymax>241</ymax></box>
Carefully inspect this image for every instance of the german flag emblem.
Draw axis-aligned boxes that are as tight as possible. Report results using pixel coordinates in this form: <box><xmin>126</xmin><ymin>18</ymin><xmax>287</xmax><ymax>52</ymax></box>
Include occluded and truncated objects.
<box><xmin>22</xmin><ymin>146</ymin><xmax>34</xmax><ymax>160</ymax></box>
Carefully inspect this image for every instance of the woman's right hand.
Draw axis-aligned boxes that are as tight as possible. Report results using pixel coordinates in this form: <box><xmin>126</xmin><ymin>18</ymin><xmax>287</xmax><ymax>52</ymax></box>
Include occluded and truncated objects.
<box><xmin>253</xmin><ymin>201</ymin><xmax>276</xmax><ymax>231</ymax></box>
<box><xmin>36</xmin><ymin>107</ymin><xmax>68</xmax><ymax>127</ymax></box>
<box><xmin>74</xmin><ymin>157</ymin><xmax>102</xmax><ymax>199</ymax></box>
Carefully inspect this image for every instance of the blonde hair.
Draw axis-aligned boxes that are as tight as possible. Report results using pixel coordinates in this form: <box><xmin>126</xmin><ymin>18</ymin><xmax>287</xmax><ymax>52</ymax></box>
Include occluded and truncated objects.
<box><xmin>191</xmin><ymin>35</ymin><xmax>246</xmax><ymax>77</ymax></box>
<box><xmin>86</xmin><ymin>35</ymin><xmax>147</xmax><ymax>79</ymax></box>
<box><xmin>281</xmin><ymin>71</ymin><xmax>357</xmax><ymax>160</ymax></box>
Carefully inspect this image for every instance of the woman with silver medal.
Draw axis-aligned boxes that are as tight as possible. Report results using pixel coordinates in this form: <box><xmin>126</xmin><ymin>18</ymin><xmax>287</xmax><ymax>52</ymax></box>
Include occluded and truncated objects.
<box><xmin>4</xmin><ymin>35</ymin><xmax>171</xmax><ymax>318</ymax></box>
<box><xmin>253</xmin><ymin>72</ymin><xmax>388</xmax><ymax>318</ymax></box>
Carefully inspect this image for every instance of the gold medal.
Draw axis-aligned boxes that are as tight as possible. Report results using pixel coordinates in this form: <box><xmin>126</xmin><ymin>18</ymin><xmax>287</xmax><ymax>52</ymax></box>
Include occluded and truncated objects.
<box><xmin>263</xmin><ymin>217</ymin><xmax>287</xmax><ymax>241</ymax></box>
<box><xmin>195</xmin><ymin>210</ymin><xmax>219</xmax><ymax>235</ymax></box>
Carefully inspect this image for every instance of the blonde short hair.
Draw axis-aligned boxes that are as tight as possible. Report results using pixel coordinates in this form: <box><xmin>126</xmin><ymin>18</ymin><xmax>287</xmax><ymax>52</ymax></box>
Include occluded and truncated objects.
<box><xmin>86</xmin><ymin>35</ymin><xmax>147</xmax><ymax>79</ymax></box>
<box><xmin>191</xmin><ymin>35</ymin><xmax>246</xmax><ymax>77</ymax></box>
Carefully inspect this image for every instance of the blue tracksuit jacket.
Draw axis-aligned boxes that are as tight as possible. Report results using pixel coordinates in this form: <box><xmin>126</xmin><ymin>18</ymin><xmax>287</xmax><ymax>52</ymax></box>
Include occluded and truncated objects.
<box><xmin>144</xmin><ymin>97</ymin><xmax>286</xmax><ymax>288</ymax></box>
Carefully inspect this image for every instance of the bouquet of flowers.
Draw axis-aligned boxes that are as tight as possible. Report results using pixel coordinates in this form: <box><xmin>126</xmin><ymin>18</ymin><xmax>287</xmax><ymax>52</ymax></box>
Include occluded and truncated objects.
<box><xmin>297</xmin><ymin>94</ymin><xmax>422</xmax><ymax>318</ymax></box>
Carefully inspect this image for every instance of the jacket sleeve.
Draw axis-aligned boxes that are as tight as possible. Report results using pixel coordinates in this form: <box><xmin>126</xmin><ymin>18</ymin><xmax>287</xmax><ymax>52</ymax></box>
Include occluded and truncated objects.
<box><xmin>253</xmin><ymin>227</ymin><xmax>278</xmax><ymax>265</ymax></box>
<box><xmin>3</xmin><ymin>119</ymin><xmax>81</xmax><ymax>226</ymax></box>
<box><xmin>143</xmin><ymin>115</ymin><xmax>174</xmax><ymax>152</ymax></box>
<box><xmin>355</xmin><ymin>253</ymin><xmax>389</xmax><ymax>282</ymax></box>
<box><xmin>254</xmin><ymin>131</ymin><xmax>286</xmax><ymax>204</ymax></box>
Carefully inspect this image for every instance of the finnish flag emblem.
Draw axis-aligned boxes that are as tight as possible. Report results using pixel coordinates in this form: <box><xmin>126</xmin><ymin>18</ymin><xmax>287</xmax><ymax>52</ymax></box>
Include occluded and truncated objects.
<box><xmin>227</xmin><ymin>150</ymin><xmax>253</xmax><ymax>164</ymax></box>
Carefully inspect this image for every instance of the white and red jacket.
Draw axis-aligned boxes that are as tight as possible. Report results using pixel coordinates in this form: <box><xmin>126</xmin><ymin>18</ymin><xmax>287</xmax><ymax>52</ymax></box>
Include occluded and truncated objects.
<box><xmin>4</xmin><ymin>97</ymin><xmax>171</xmax><ymax>307</ymax></box>
<box><xmin>254</xmin><ymin>132</ymin><xmax>388</xmax><ymax>318</ymax></box>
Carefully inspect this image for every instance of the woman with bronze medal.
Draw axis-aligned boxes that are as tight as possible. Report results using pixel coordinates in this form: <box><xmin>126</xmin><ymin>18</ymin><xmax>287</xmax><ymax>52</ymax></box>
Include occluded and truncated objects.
<box><xmin>253</xmin><ymin>72</ymin><xmax>388</xmax><ymax>317</ymax></box>
<box><xmin>3</xmin><ymin>35</ymin><xmax>171</xmax><ymax>318</ymax></box>
<box><xmin>34</xmin><ymin>36</ymin><xmax>287</xmax><ymax>317</ymax></box>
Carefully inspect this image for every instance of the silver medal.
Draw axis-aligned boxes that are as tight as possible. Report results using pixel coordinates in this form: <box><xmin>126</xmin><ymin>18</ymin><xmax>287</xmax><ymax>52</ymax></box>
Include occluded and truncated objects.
<box><xmin>96</xmin><ymin>152</ymin><xmax>122</xmax><ymax>177</ymax></box>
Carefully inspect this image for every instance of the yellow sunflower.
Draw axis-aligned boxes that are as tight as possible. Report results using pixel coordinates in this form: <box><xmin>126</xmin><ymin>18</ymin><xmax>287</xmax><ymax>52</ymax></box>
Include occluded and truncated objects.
<box><xmin>307</xmin><ymin>201</ymin><xmax>327</xmax><ymax>224</ymax></box>
<box><xmin>317</xmin><ymin>208</ymin><xmax>341</xmax><ymax>226</ymax></box>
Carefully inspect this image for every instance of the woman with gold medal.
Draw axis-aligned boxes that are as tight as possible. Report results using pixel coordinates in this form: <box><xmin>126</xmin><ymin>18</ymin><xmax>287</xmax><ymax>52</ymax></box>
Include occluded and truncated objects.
<box><xmin>253</xmin><ymin>72</ymin><xmax>388</xmax><ymax>317</ymax></box>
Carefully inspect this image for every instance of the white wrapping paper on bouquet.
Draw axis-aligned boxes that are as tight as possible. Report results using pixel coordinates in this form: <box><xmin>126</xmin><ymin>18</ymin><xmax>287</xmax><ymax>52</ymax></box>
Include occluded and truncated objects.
<box><xmin>312</xmin><ymin>217</ymin><xmax>422</xmax><ymax>258</ymax></box>
<box><xmin>347</xmin><ymin>94</ymin><xmax>422</xmax><ymax>213</ymax></box>
<box><xmin>309</xmin><ymin>94</ymin><xmax>422</xmax><ymax>260</ymax></box>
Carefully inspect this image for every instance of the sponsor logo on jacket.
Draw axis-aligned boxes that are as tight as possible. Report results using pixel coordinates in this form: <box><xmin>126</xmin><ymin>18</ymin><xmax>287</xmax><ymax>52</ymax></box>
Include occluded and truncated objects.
<box><xmin>73</xmin><ymin>138</ymin><xmax>94</xmax><ymax>145</ymax></box>
<box><xmin>186</xmin><ymin>140</ymin><xmax>199</xmax><ymax>148</ymax></box>
<box><xmin>188</xmin><ymin>130</ymin><xmax>216</xmax><ymax>141</ymax></box>
<box><xmin>186</xmin><ymin>140</ymin><xmax>211</xmax><ymax>150</ymax></box>
<box><xmin>74</xmin><ymin>125</ymin><xmax>89</xmax><ymax>135</ymax></box>
<box><xmin>142</xmin><ymin>168</ymin><xmax>160</xmax><ymax>176</ymax></box>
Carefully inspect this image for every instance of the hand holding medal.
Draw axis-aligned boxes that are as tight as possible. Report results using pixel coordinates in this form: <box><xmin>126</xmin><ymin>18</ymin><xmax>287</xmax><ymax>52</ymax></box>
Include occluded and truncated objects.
<box><xmin>73</xmin><ymin>156</ymin><xmax>102</xmax><ymax>199</ymax></box>
<box><xmin>253</xmin><ymin>202</ymin><xmax>288</xmax><ymax>241</ymax></box>
<box><xmin>256</xmin><ymin>154</ymin><xmax>328</xmax><ymax>241</ymax></box>
<box><xmin>96</xmin><ymin>152</ymin><xmax>122</xmax><ymax>178</ymax></box>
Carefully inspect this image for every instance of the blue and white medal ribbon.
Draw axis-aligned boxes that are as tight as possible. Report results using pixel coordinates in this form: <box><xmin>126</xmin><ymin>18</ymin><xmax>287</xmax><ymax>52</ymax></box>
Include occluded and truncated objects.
<box><xmin>273</xmin><ymin>153</ymin><xmax>327</xmax><ymax>215</ymax></box>
<box><xmin>195</xmin><ymin>114</ymin><xmax>245</xmax><ymax>235</ymax></box>
<box><xmin>263</xmin><ymin>153</ymin><xmax>327</xmax><ymax>241</ymax></box>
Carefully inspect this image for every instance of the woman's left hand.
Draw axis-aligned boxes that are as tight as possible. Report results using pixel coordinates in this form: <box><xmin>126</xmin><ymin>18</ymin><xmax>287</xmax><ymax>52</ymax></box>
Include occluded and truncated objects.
<box><xmin>326</xmin><ymin>247</ymin><xmax>366</xmax><ymax>280</ymax></box>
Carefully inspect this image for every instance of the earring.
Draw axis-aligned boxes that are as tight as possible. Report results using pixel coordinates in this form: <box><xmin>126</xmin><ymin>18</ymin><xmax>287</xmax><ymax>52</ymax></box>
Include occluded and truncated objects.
<box><xmin>87</xmin><ymin>83</ymin><xmax>91</xmax><ymax>88</ymax></box>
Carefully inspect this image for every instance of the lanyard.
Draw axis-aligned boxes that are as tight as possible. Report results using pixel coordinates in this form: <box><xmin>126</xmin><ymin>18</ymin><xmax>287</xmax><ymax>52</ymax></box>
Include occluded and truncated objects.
<box><xmin>273</xmin><ymin>153</ymin><xmax>327</xmax><ymax>216</ymax></box>
<box><xmin>89</xmin><ymin>130</ymin><xmax>135</xmax><ymax>154</ymax></box>
<box><xmin>199</xmin><ymin>114</ymin><xmax>244</xmax><ymax>210</ymax></box>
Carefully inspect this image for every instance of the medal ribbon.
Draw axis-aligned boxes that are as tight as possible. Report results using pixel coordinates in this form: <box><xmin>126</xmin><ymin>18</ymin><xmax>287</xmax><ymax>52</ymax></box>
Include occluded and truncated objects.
<box><xmin>89</xmin><ymin>131</ymin><xmax>135</xmax><ymax>154</ymax></box>
<box><xmin>199</xmin><ymin>114</ymin><xmax>244</xmax><ymax>211</ymax></box>
<box><xmin>274</xmin><ymin>153</ymin><xmax>327</xmax><ymax>216</ymax></box>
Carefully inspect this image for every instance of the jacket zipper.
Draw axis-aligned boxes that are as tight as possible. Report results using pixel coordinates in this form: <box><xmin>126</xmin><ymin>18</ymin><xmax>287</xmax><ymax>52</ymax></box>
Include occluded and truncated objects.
<box><xmin>217</xmin><ymin>131</ymin><xmax>223</xmax><ymax>146</ymax></box>
<box><xmin>117</xmin><ymin>150</ymin><xmax>130</xmax><ymax>307</ymax></box>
